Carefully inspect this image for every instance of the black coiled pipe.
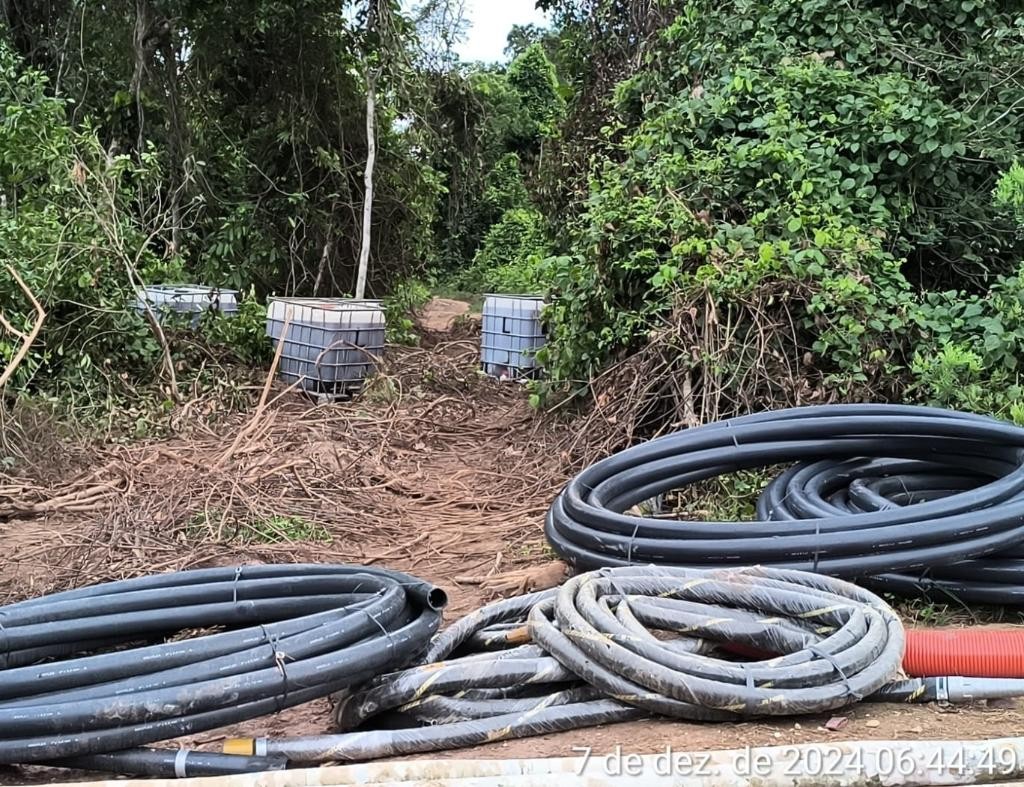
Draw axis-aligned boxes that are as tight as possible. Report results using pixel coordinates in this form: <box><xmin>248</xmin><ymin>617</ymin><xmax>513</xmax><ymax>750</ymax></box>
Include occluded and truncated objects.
<box><xmin>256</xmin><ymin>565</ymin><xmax>904</xmax><ymax>764</ymax></box>
<box><xmin>546</xmin><ymin>404</ymin><xmax>1024</xmax><ymax>603</ymax></box>
<box><xmin>53</xmin><ymin>749</ymin><xmax>288</xmax><ymax>778</ymax></box>
<box><xmin>756</xmin><ymin>455</ymin><xmax>1024</xmax><ymax>604</ymax></box>
<box><xmin>0</xmin><ymin>564</ymin><xmax>445</xmax><ymax>764</ymax></box>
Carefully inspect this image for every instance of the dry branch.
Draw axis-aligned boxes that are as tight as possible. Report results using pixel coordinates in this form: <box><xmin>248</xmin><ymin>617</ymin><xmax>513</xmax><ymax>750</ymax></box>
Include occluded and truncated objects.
<box><xmin>0</xmin><ymin>266</ymin><xmax>47</xmax><ymax>390</ymax></box>
<box><xmin>1</xmin><ymin>341</ymin><xmax>575</xmax><ymax>604</ymax></box>
<box><xmin>217</xmin><ymin>306</ymin><xmax>292</xmax><ymax>468</ymax></box>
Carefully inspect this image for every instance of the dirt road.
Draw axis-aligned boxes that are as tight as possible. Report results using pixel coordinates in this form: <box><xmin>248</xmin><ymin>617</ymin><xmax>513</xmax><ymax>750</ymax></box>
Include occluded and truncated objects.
<box><xmin>1</xmin><ymin>299</ymin><xmax>1021</xmax><ymax>782</ymax></box>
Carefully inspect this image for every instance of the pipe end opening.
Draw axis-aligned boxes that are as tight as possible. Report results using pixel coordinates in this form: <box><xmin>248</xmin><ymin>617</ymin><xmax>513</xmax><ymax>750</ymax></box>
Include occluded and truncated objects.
<box><xmin>427</xmin><ymin>587</ymin><xmax>448</xmax><ymax>611</ymax></box>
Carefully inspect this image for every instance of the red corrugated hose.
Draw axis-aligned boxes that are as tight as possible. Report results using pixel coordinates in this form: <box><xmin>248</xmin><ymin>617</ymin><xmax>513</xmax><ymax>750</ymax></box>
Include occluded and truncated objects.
<box><xmin>724</xmin><ymin>629</ymin><xmax>1024</xmax><ymax>678</ymax></box>
<box><xmin>903</xmin><ymin>628</ymin><xmax>1024</xmax><ymax>678</ymax></box>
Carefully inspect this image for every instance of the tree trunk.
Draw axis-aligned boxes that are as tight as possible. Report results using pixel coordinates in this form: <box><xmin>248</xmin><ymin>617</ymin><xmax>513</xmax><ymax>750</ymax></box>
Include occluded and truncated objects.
<box><xmin>160</xmin><ymin>32</ymin><xmax>189</xmax><ymax>255</ymax></box>
<box><xmin>130</xmin><ymin>0</ymin><xmax>153</xmax><ymax>155</ymax></box>
<box><xmin>355</xmin><ymin>69</ymin><xmax>377</xmax><ymax>300</ymax></box>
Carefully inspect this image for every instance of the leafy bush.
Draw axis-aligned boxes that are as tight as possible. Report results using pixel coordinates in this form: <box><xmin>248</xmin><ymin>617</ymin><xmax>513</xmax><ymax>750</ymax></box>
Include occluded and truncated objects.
<box><xmin>383</xmin><ymin>279</ymin><xmax>431</xmax><ymax>344</ymax></box>
<box><xmin>0</xmin><ymin>42</ymin><xmax>165</xmax><ymax>390</ymax></box>
<box><xmin>201</xmin><ymin>296</ymin><xmax>272</xmax><ymax>366</ymax></box>
<box><xmin>995</xmin><ymin>162</ymin><xmax>1024</xmax><ymax>229</ymax></box>
<box><xmin>909</xmin><ymin>264</ymin><xmax>1024</xmax><ymax>420</ymax></box>
<box><xmin>430</xmin><ymin>45</ymin><xmax>564</xmax><ymax>275</ymax></box>
<box><xmin>451</xmin><ymin>208</ymin><xmax>551</xmax><ymax>294</ymax></box>
<box><xmin>537</xmin><ymin>1</ymin><xmax>1024</xmax><ymax>419</ymax></box>
<box><xmin>481</xmin><ymin>154</ymin><xmax>531</xmax><ymax>221</ymax></box>
<box><xmin>507</xmin><ymin>43</ymin><xmax>566</xmax><ymax>145</ymax></box>
<box><xmin>909</xmin><ymin>344</ymin><xmax>1024</xmax><ymax>423</ymax></box>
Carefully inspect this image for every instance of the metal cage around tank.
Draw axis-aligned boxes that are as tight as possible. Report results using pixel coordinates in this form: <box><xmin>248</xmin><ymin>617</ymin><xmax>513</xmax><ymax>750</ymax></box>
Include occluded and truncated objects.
<box><xmin>480</xmin><ymin>294</ymin><xmax>546</xmax><ymax>380</ymax></box>
<box><xmin>134</xmin><ymin>284</ymin><xmax>239</xmax><ymax>325</ymax></box>
<box><xmin>265</xmin><ymin>298</ymin><xmax>385</xmax><ymax>397</ymax></box>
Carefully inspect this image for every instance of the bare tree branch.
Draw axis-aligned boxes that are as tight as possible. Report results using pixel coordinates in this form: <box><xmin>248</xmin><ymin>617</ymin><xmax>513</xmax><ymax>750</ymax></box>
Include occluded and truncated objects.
<box><xmin>0</xmin><ymin>266</ymin><xmax>47</xmax><ymax>390</ymax></box>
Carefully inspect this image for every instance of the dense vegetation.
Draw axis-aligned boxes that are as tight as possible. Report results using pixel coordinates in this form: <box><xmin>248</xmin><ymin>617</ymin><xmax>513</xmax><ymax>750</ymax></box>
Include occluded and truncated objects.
<box><xmin>537</xmin><ymin>0</ymin><xmax>1024</xmax><ymax>424</ymax></box>
<box><xmin>3</xmin><ymin>1</ymin><xmax>1024</xmax><ymax>430</ymax></box>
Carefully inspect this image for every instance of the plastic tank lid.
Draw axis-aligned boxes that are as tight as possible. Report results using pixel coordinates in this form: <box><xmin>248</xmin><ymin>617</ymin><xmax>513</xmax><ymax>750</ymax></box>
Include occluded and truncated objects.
<box><xmin>270</xmin><ymin>297</ymin><xmax>383</xmax><ymax>308</ymax></box>
<box><xmin>139</xmin><ymin>284</ymin><xmax>238</xmax><ymax>294</ymax></box>
<box><xmin>483</xmin><ymin>293</ymin><xmax>545</xmax><ymax>300</ymax></box>
<box><xmin>268</xmin><ymin>296</ymin><xmax>385</xmax><ymax>311</ymax></box>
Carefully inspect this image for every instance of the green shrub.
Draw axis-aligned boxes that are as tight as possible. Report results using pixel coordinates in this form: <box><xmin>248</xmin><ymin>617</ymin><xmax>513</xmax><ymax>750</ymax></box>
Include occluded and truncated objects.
<box><xmin>482</xmin><ymin>154</ymin><xmax>531</xmax><ymax>220</ymax></box>
<box><xmin>451</xmin><ymin>208</ymin><xmax>552</xmax><ymax>294</ymax></box>
<box><xmin>507</xmin><ymin>44</ymin><xmax>566</xmax><ymax>145</ymax></box>
<box><xmin>908</xmin><ymin>264</ymin><xmax>1024</xmax><ymax>420</ymax></box>
<box><xmin>383</xmin><ymin>279</ymin><xmax>431</xmax><ymax>344</ymax></box>
<box><xmin>201</xmin><ymin>295</ymin><xmax>272</xmax><ymax>365</ymax></box>
<box><xmin>995</xmin><ymin>162</ymin><xmax>1024</xmax><ymax>229</ymax></box>
<box><xmin>0</xmin><ymin>41</ymin><xmax>166</xmax><ymax>390</ymax></box>
<box><xmin>909</xmin><ymin>344</ymin><xmax>1023</xmax><ymax>421</ymax></box>
<box><xmin>536</xmin><ymin>1</ymin><xmax>1024</xmax><ymax>418</ymax></box>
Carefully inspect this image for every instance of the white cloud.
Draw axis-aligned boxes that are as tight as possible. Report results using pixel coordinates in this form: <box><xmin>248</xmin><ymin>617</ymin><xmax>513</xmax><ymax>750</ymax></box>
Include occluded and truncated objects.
<box><xmin>455</xmin><ymin>0</ymin><xmax>551</xmax><ymax>63</ymax></box>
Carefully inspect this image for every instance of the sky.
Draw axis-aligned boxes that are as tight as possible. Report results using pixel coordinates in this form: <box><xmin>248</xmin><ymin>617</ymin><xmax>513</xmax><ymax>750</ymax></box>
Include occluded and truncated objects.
<box><xmin>454</xmin><ymin>0</ymin><xmax>551</xmax><ymax>63</ymax></box>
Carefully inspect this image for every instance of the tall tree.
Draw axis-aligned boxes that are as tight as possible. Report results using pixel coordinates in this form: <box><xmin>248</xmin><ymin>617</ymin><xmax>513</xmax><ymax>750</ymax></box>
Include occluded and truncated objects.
<box><xmin>355</xmin><ymin>0</ymin><xmax>382</xmax><ymax>300</ymax></box>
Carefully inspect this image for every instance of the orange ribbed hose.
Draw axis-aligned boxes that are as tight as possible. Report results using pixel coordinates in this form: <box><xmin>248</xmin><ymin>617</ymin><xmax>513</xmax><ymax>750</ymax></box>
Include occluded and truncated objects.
<box><xmin>904</xmin><ymin>629</ymin><xmax>1024</xmax><ymax>678</ymax></box>
<box><xmin>722</xmin><ymin>630</ymin><xmax>1024</xmax><ymax>678</ymax></box>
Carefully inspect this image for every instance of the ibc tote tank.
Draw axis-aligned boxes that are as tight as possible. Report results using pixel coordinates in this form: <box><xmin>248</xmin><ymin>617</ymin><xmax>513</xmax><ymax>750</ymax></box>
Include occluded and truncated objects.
<box><xmin>480</xmin><ymin>294</ymin><xmax>546</xmax><ymax>380</ymax></box>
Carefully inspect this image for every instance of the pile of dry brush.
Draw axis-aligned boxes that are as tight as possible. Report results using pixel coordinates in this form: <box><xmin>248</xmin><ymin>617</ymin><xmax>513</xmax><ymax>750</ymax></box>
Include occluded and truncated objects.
<box><xmin>0</xmin><ymin>308</ymin><xmax>817</xmax><ymax>603</ymax></box>
<box><xmin>0</xmin><ymin>342</ymin><xmax>610</xmax><ymax>603</ymax></box>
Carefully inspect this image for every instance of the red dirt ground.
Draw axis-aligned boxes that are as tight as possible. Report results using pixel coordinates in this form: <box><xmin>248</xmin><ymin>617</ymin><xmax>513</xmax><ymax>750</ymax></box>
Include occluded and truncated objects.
<box><xmin>1</xmin><ymin>299</ymin><xmax>1022</xmax><ymax>783</ymax></box>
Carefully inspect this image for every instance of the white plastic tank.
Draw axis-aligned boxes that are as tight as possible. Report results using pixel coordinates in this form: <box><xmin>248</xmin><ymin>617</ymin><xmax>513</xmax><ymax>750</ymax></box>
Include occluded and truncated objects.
<box><xmin>480</xmin><ymin>294</ymin><xmax>546</xmax><ymax>379</ymax></box>
<box><xmin>265</xmin><ymin>297</ymin><xmax>385</xmax><ymax>395</ymax></box>
<box><xmin>134</xmin><ymin>284</ymin><xmax>239</xmax><ymax>323</ymax></box>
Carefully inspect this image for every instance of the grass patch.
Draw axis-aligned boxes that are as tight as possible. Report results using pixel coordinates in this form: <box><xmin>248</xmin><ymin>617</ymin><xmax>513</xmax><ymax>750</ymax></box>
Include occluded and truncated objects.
<box><xmin>892</xmin><ymin>596</ymin><xmax>1024</xmax><ymax>627</ymax></box>
<box><xmin>186</xmin><ymin>512</ymin><xmax>332</xmax><ymax>545</ymax></box>
<box><xmin>244</xmin><ymin>515</ymin><xmax>332</xmax><ymax>544</ymax></box>
<box><xmin>659</xmin><ymin>473</ymin><xmax>1024</xmax><ymax>627</ymax></box>
<box><xmin>521</xmin><ymin>540</ymin><xmax>557</xmax><ymax>560</ymax></box>
<box><xmin>661</xmin><ymin>468</ymin><xmax>776</xmax><ymax>521</ymax></box>
<box><xmin>361</xmin><ymin>374</ymin><xmax>400</xmax><ymax>404</ymax></box>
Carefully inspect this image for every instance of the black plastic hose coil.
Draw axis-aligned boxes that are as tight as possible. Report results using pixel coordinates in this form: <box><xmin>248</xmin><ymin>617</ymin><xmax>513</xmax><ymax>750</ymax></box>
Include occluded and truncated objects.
<box><xmin>259</xmin><ymin>566</ymin><xmax>904</xmax><ymax>763</ymax></box>
<box><xmin>546</xmin><ymin>404</ymin><xmax>1024</xmax><ymax>604</ymax></box>
<box><xmin>529</xmin><ymin>565</ymin><xmax>904</xmax><ymax>718</ymax></box>
<box><xmin>0</xmin><ymin>564</ymin><xmax>445</xmax><ymax>765</ymax></box>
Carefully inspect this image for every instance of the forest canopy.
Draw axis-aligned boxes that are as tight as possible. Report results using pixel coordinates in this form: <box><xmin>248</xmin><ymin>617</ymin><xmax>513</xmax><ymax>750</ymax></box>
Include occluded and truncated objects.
<box><xmin>2</xmin><ymin>1</ymin><xmax>1024</xmax><ymax>426</ymax></box>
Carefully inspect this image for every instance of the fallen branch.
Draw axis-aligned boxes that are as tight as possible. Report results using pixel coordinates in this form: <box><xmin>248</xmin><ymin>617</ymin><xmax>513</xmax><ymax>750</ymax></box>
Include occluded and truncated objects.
<box><xmin>139</xmin><ymin>300</ymin><xmax>180</xmax><ymax>402</ymax></box>
<box><xmin>0</xmin><ymin>266</ymin><xmax>47</xmax><ymax>389</ymax></box>
<box><xmin>217</xmin><ymin>306</ymin><xmax>292</xmax><ymax>468</ymax></box>
<box><xmin>457</xmin><ymin>562</ymin><xmax>569</xmax><ymax>597</ymax></box>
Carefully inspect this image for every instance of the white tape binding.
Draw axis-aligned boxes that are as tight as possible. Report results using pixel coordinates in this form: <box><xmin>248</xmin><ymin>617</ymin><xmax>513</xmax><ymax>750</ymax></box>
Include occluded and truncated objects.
<box><xmin>174</xmin><ymin>748</ymin><xmax>189</xmax><ymax>778</ymax></box>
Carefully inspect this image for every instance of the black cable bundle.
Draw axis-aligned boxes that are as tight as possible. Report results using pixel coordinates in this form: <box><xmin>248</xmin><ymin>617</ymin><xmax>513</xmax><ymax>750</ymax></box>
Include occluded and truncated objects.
<box><xmin>252</xmin><ymin>565</ymin><xmax>905</xmax><ymax>763</ymax></box>
<box><xmin>545</xmin><ymin>404</ymin><xmax>1024</xmax><ymax>604</ymax></box>
<box><xmin>0</xmin><ymin>564</ymin><xmax>445</xmax><ymax>769</ymax></box>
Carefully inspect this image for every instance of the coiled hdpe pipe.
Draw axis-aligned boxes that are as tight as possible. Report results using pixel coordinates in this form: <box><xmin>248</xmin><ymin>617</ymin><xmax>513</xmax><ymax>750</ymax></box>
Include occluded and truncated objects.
<box><xmin>235</xmin><ymin>565</ymin><xmax>907</xmax><ymax>763</ymax></box>
<box><xmin>229</xmin><ymin>568</ymin><xmax>1024</xmax><ymax>767</ymax></box>
<box><xmin>546</xmin><ymin>404</ymin><xmax>1024</xmax><ymax>603</ymax></box>
<box><xmin>53</xmin><ymin>749</ymin><xmax>287</xmax><ymax>778</ymax></box>
<box><xmin>0</xmin><ymin>564</ymin><xmax>445</xmax><ymax>768</ymax></box>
